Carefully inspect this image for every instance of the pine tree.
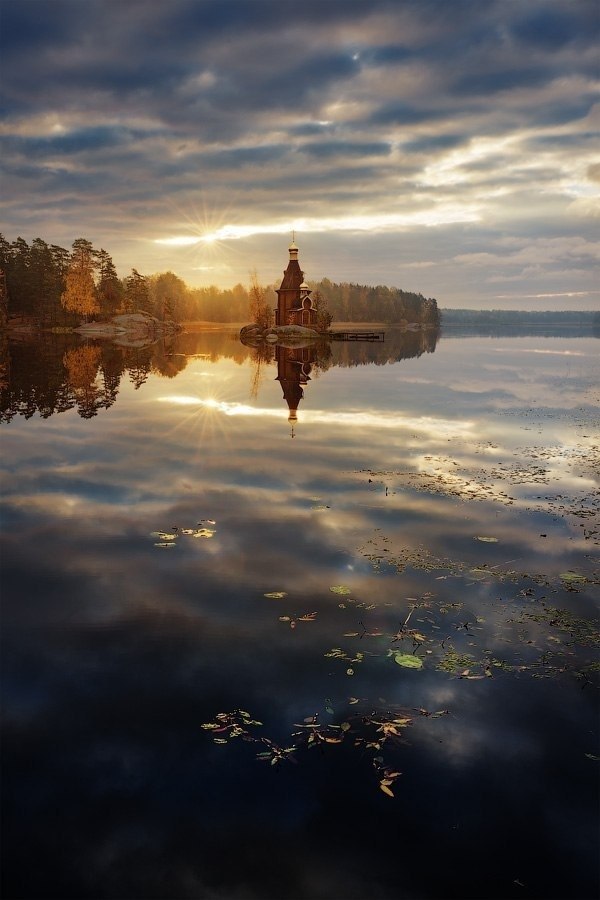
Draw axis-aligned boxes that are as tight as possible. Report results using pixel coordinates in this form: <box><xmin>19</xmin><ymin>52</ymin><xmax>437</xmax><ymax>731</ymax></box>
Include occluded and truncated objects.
<box><xmin>97</xmin><ymin>249</ymin><xmax>123</xmax><ymax>317</ymax></box>
<box><xmin>124</xmin><ymin>269</ymin><xmax>150</xmax><ymax>314</ymax></box>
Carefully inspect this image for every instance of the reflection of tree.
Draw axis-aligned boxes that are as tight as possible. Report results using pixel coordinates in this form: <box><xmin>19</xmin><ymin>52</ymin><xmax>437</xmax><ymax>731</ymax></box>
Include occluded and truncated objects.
<box><xmin>99</xmin><ymin>344</ymin><xmax>124</xmax><ymax>408</ymax></box>
<box><xmin>125</xmin><ymin>347</ymin><xmax>153</xmax><ymax>390</ymax></box>
<box><xmin>0</xmin><ymin>327</ymin><xmax>440</xmax><ymax>422</ymax></box>
<box><xmin>249</xmin><ymin>343</ymin><xmax>275</xmax><ymax>400</ymax></box>
<box><xmin>150</xmin><ymin>335</ymin><xmax>188</xmax><ymax>379</ymax></box>
<box><xmin>331</xmin><ymin>327</ymin><xmax>439</xmax><ymax>367</ymax></box>
<box><xmin>63</xmin><ymin>344</ymin><xmax>103</xmax><ymax>418</ymax></box>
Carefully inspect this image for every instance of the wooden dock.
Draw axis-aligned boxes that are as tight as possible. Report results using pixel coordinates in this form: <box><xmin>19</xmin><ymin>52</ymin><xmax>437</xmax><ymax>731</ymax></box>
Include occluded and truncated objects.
<box><xmin>328</xmin><ymin>331</ymin><xmax>385</xmax><ymax>342</ymax></box>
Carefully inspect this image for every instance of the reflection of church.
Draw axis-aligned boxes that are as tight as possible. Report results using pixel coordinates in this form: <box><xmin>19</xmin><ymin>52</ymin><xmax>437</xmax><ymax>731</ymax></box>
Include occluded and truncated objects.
<box><xmin>275</xmin><ymin>239</ymin><xmax>317</xmax><ymax>328</ymax></box>
<box><xmin>275</xmin><ymin>344</ymin><xmax>316</xmax><ymax>435</ymax></box>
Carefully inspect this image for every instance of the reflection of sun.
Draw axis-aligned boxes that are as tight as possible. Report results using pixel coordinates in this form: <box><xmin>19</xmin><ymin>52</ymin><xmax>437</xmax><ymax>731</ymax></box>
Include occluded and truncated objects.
<box><xmin>158</xmin><ymin>378</ymin><xmax>239</xmax><ymax>454</ymax></box>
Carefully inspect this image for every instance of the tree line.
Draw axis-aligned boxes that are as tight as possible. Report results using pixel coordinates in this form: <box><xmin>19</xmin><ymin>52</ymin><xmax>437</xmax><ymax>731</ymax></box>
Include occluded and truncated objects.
<box><xmin>309</xmin><ymin>277</ymin><xmax>440</xmax><ymax>326</ymax></box>
<box><xmin>0</xmin><ymin>233</ymin><xmax>440</xmax><ymax>327</ymax></box>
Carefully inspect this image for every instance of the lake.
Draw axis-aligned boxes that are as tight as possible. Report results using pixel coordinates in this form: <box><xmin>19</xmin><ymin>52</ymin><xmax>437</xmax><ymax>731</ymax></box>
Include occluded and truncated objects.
<box><xmin>1</xmin><ymin>326</ymin><xmax>598</xmax><ymax>900</ymax></box>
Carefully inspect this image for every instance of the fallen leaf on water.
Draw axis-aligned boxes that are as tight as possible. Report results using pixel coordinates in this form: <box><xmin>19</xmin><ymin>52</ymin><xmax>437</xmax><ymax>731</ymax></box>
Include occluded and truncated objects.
<box><xmin>330</xmin><ymin>585</ymin><xmax>352</xmax><ymax>595</ymax></box>
<box><xmin>264</xmin><ymin>591</ymin><xmax>288</xmax><ymax>599</ymax></box>
<box><xmin>476</xmin><ymin>536</ymin><xmax>499</xmax><ymax>543</ymax></box>
<box><xmin>394</xmin><ymin>653</ymin><xmax>423</xmax><ymax>669</ymax></box>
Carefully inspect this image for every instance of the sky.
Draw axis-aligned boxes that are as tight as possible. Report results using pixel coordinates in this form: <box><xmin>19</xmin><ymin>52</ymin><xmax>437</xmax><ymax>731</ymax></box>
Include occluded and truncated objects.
<box><xmin>1</xmin><ymin>0</ymin><xmax>599</xmax><ymax>310</ymax></box>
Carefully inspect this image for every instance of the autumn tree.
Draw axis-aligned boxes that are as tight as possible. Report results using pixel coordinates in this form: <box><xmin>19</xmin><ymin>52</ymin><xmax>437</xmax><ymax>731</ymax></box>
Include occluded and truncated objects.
<box><xmin>149</xmin><ymin>271</ymin><xmax>187</xmax><ymax>321</ymax></box>
<box><xmin>249</xmin><ymin>270</ymin><xmax>273</xmax><ymax>329</ymax></box>
<box><xmin>312</xmin><ymin>290</ymin><xmax>333</xmax><ymax>332</ymax></box>
<box><xmin>61</xmin><ymin>239</ymin><xmax>99</xmax><ymax>320</ymax></box>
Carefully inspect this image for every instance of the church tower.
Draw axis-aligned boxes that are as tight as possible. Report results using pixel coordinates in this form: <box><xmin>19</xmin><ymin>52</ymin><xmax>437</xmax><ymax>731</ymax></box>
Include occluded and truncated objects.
<box><xmin>275</xmin><ymin>238</ymin><xmax>317</xmax><ymax>328</ymax></box>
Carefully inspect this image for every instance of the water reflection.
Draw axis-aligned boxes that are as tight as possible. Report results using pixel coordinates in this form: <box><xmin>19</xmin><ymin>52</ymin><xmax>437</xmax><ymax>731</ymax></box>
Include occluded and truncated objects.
<box><xmin>1</xmin><ymin>329</ymin><xmax>598</xmax><ymax>900</ymax></box>
<box><xmin>0</xmin><ymin>326</ymin><xmax>439</xmax><ymax>422</ymax></box>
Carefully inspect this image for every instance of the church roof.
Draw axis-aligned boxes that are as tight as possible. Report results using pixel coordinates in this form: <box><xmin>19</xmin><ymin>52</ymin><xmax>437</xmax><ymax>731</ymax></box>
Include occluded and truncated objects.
<box><xmin>278</xmin><ymin>258</ymin><xmax>303</xmax><ymax>292</ymax></box>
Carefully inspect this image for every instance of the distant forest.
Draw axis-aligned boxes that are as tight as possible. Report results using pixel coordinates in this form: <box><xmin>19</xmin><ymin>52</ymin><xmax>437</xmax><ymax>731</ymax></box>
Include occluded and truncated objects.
<box><xmin>0</xmin><ymin>234</ymin><xmax>440</xmax><ymax>327</ymax></box>
<box><xmin>441</xmin><ymin>308</ymin><xmax>600</xmax><ymax>337</ymax></box>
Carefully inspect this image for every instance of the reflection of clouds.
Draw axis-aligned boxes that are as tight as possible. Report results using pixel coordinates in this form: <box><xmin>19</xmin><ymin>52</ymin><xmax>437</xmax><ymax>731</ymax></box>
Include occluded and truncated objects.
<box><xmin>493</xmin><ymin>348</ymin><xmax>586</xmax><ymax>357</ymax></box>
<box><xmin>3</xmin><ymin>335</ymin><xmax>599</xmax><ymax>900</ymax></box>
<box><xmin>157</xmin><ymin>394</ymin><xmax>476</xmax><ymax>438</ymax></box>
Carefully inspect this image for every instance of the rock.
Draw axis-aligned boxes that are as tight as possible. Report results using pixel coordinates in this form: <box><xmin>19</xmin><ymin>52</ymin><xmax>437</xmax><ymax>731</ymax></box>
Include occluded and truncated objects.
<box><xmin>240</xmin><ymin>323</ymin><xmax>264</xmax><ymax>338</ymax></box>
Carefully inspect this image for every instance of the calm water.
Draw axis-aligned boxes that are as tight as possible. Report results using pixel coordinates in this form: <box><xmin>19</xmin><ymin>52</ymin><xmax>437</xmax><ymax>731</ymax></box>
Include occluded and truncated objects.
<box><xmin>1</xmin><ymin>328</ymin><xmax>598</xmax><ymax>900</ymax></box>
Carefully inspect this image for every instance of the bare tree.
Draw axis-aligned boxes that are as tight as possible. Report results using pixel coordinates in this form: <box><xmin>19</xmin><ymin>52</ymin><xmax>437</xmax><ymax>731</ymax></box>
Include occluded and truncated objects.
<box><xmin>249</xmin><ymin>270</ymin><xmax>273</xmax><ymax>329</ymax></box>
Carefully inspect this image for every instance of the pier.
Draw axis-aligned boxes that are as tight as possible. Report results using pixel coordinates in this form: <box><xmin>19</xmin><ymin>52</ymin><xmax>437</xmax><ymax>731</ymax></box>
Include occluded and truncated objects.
<box><xmin>328</xmin><ymin>331</ymin><xmax>385</xmax><ymax>342</ymax></box>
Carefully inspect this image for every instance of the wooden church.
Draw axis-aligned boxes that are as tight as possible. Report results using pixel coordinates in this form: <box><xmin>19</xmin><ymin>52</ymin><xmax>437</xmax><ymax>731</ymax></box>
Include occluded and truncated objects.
<box><xmin>274</xmin><ymin>239</ymin><xmax>317</xmax><ymax>328</ymax></box>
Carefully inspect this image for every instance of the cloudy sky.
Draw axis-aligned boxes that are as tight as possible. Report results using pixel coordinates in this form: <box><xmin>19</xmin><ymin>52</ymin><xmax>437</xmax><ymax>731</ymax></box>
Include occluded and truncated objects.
<box><xmin>1</xmin><ymin>0</ymin><xmax>599</xmax><ymax>309</ymax></box>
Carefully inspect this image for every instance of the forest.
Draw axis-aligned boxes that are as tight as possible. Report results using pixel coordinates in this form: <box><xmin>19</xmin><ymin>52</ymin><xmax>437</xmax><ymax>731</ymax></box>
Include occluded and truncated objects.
<box><xmin>0</xmin><ymin>234</ymin><xmax>440</xmax><ymax>328</ymax></box>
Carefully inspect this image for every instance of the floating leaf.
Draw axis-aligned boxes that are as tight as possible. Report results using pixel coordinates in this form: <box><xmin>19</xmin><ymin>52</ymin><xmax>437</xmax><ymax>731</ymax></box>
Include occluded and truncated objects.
<box><xmin>559</xmin><ymin>572</ymin><xmax>586</xmax><ymax>583</ymax></box>
<box><xmin>193</xmin><ymin>528</ymin><xmax>215</xmax><ymax>538</ymax></box>
<box><xmin>476</xmin><ymin>536</ymin><xmax>498</xmax><ymax>542</ymax></box>
<box><xmin>379</xmin><ymin>782</ymin><xmax>394</xmax><ymax>798</ymax></box>
<box><xmin>330</xmin><ymin>585</ymin><xmax>352</xmax><ymax>595</ymax></box>
<box><xmin>264</xmin><ymin>591</ymin><xmax>288</xmax><ymax>599</ymax></box>
<box><xmin>394</xmin><ymin>653</ymin><xmax>423</xmax><ymax>670</ymax></box>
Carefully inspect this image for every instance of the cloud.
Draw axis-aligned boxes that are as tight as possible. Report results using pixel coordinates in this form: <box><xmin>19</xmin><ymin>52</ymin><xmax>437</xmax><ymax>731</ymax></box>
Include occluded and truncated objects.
<box><xmin>0</xmin><ymin>0</ymin><xmax>598</xmax><ymax>308</ymax></box>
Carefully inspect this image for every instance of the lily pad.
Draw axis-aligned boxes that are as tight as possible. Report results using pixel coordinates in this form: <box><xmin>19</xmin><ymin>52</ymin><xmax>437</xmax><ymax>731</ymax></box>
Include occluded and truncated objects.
<box><xmin>330</xmin><ymin>585</ymin><xmax>352</xmax><ymax>595</ymax></box>
<box><xmin>394</xmin><ymin>653</ymin><xmax>423</xmax><ymax>669</ymax></box>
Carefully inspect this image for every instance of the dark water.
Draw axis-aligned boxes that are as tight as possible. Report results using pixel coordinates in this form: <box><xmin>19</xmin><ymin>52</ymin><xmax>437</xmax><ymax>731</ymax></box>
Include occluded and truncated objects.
<box><xmin>1</xmin><ymin>328</ymin><xmax>598</xmax><ymax>900</ymax></box>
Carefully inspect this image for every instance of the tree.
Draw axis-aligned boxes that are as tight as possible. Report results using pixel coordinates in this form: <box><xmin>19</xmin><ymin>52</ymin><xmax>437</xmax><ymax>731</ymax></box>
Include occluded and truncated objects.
<box><xmin>249</xmin><ymin>270</ymin><xmax>273</xmax><ymax>329</ymax></box>
<box><xmin>61</xmin><ymin>239</ymin><xmax>99</xmax><ymax>320</ymax></box>
<box><xmin>97</xmin><ymin>249</ymin><xmax>123</xmax><ymax>318</ymax></box>
<box><xmin>124</xmin><ymin>268</ymin><xmax>150</xmax><ymax>314</ymax></box>
<box><xmin>8</xmin><ymin>237</ymin><xmax>34</xmax><ymax>316</ymax></box>
<box><xmin>312</xmin><ymin>290</ymin><xmax>333</xmax><ymax>332</ymax></box>
<box><xmin>149</xmin><ymin>271</ymin><xmax>187</xmax><ymax>321</ymax></box>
